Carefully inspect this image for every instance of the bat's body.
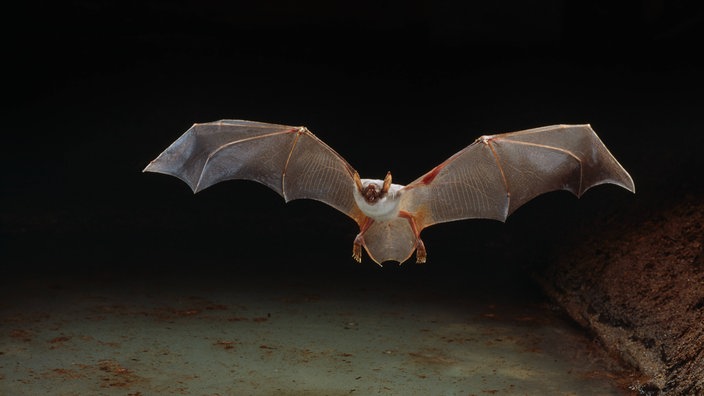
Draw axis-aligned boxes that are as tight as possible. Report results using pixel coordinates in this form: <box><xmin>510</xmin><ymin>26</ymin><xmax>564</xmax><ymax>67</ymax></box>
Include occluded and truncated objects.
<box><xmin>144</xmin><ymin>120</ymin><xmax>635</xmax><ymax>265</ymax></box>
<box><xmin>353</xmin><ymin>179</ymin><xmax>404</xmax><ymax>221</ymax></box>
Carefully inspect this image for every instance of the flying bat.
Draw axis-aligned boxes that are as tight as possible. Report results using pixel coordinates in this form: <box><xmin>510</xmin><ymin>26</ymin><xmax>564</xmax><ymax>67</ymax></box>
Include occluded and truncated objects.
<box><xmin>144</xmin><ymin>120</ymin><xmax>635</xmax><ymax>265</ymax></box>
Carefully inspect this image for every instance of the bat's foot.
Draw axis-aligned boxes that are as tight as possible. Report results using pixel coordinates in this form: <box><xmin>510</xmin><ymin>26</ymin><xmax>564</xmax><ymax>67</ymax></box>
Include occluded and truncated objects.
<box><xmin>415</xmin><ymin>239</ymin><xmax>427</xmax><ymax>264</ymax></box>
<box><xmin>352</xmin><ymin>217</ymin><xmax>373</xmax><ymax>264</ymax></box>
<box><xmin>352</xmin><ymin>247</ymin><xmax>362</xmax><ymax>263</ymax></box>
<box><xmin>352</xmin><ymin>235</ymin><xmax>364</xmax><ymax>263</ymax></box>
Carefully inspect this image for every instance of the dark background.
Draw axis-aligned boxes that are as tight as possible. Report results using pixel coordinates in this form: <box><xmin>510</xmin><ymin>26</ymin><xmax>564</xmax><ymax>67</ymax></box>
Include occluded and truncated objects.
<box><xmin>3</xmin><ymin>1</ymin><xmax>703</xmax><ymax>284</ymax></box>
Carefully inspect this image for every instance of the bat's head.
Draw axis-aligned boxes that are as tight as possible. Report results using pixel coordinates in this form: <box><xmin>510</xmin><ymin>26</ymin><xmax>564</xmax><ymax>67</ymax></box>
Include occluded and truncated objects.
<box><xmin>355</xmin><ymin>171</ymin><xmax>393</xmax><ymax>203</ymax></box>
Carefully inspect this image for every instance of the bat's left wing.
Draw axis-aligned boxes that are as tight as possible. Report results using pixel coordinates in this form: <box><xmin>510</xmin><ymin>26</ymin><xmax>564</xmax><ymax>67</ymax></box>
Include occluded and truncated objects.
<box><xmin>401</xmin><ymin>124</ymin><xmax>635</xmax><ymax>231</ymax></box>
<box><xmin>144</xmin><ymin>120</ymin><xmax>364</xmax><ymax>223</ymax></box>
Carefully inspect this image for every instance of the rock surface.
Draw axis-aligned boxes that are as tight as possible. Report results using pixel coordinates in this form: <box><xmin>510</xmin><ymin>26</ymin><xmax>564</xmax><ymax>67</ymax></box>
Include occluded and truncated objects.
<box><xmin>538</xmin><ymin>195</ymin><xmax>704</xmax><ymax>395</ymax></box>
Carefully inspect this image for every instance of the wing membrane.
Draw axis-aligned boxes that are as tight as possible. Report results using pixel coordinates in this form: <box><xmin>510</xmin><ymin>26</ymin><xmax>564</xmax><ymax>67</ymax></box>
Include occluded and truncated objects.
<box><xmin>144</xmin><ymin>120</ymin><xmax>362</xmax><ymax>221</ymax></box>
<box><xmin>403</xmin><ymin>124</ymin><xmax>635</xmax><ymax>229</ymax></box>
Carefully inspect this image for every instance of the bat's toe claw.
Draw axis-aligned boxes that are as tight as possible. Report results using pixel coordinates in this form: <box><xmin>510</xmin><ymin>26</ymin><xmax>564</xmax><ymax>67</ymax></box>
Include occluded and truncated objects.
<box><xmin>415</xmin><ymin>239</ymin><xmax>427</xmax><ymax>264</ymax></box>
<box><xmin>352</xmin><ymin>233</ymin><xmax>368</xmax><ymax>263</ymax></box>
<box><xmin>352</xmin><ymin>242</ymin><xmax>363</xmax><ymax>263</ymax></box>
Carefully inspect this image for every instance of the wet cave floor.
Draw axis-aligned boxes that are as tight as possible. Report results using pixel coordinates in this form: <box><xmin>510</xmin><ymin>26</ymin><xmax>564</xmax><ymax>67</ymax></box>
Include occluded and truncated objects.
<box><xmin>1</xmin><ymin>266</ymin><xmax>631</xmax><ymax>395</ymax></box>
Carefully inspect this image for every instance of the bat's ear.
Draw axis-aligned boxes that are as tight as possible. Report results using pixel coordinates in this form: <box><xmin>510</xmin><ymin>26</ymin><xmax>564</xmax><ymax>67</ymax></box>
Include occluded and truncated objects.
<box><xmin>353</xmin><ymin>171</ymin><xmax>364</xmax><ymax>193</ymax></box>
<box><xmin>382</xmin><ymin>171</ymin><xmax>392</xmax><ymax>194</ymax></box>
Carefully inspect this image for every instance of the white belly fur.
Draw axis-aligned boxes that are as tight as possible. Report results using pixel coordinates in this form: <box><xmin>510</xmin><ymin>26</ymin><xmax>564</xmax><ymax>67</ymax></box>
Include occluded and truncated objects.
<box><xmin>353</xmin><ymin>179</ymin><xmax>405</xmax><ymax>221</ymax></box>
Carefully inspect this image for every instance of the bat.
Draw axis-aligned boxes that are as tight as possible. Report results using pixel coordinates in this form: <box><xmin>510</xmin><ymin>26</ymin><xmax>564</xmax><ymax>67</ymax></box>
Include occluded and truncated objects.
<box><xmin>144</xmin><ymin>120</ymin><xmax>635</xmax><ymax>266</ymax></box>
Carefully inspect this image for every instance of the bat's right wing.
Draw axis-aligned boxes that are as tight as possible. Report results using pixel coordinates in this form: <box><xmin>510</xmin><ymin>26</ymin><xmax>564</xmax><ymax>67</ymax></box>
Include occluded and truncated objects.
<box><xmin>401</xmin><ymin>124</ymin><xmax>635</xmax><ymax>230</ymax></box>
<box><xmin>144</xmin><ymin>120</ymin><xmax>364</xmax><ymax>223</ymax></box>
